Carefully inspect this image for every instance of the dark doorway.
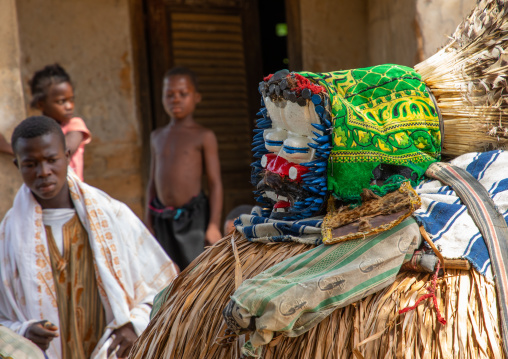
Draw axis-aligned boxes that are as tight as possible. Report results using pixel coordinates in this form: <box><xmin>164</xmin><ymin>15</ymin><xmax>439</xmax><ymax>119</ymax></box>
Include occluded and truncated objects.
<box><xmin>258</xmin><ymin>0</ymin><xmax>289</xmax><ymax>76</ymax></box>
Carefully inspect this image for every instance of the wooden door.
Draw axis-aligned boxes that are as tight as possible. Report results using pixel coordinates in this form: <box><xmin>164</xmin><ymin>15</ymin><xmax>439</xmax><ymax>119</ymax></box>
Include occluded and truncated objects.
<box><xmin>144</xmin><ymin>0</ymin><xmax>263</xmax><ymax>222</ymax></box>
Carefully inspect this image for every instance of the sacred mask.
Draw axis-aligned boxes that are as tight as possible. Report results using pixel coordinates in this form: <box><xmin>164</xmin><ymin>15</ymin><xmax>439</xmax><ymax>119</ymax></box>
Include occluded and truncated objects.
<box><xmin>252</xmin><ymin>70</ymin><xmax>331</xmax><ymax>220</ymax></box>
<box><xmin>252</xmin><ymin>65</ymin><xmax>442</xmax><ymax>221</ymax></box>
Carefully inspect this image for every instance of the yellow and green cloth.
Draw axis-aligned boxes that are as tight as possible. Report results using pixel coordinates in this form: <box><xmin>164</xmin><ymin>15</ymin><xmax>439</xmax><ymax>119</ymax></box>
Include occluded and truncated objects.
<box><xmin>301</xmin><ymin>64</ymin><xmax>441</xmax><ymax>202</ymax></box>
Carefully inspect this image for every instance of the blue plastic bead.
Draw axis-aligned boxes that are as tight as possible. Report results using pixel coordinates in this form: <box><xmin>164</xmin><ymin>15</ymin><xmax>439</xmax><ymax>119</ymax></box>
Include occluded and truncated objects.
<box><xmin>308</xmin><ymin>187</ymin><xmax>320</xmax><ymax>194</ymax></box>
<box><xmin>313</xmin><ymin>135</ymin><xmax>331</xmax><ymax>144</ymax></box>
<box><xmin>311</xmin><ymin>123</ymin><xmax>327</xmax><ymax>132</ymax></box>
<box><xmin>252</xmin><ymin>143</ymin><xmax>267</xmax><ymax>152</ymax></box>
<box><xmin>256</xmin><ymin>119</ymin><xmax>271</xmax><ymax>126</ymax></box>
<box><xmin>253</xmin><ymin>151</ymin><xmax>267</xmax><ymax>158</ymax></box>
<box><xmin>317</xmin><ymin>150</ymin><xmax>331</xmax><ymax>156</ymax></box>
<box><xmin>256</xmin><ymin>116</ymin><xmax>270</xmax><ymax>123</ymax></box>
<box><xmin>256</xmin><ymin>108</ymin><xmax>268</xmax><ymax>117</ymax></box>
<box><xmin>257</xmin><ymin>123</ymin><xmax>272</xmax><ymax>130</ymax></box>
<box><xmin>314</xmin><ymin>161</ymin><xmax>327</xmax><ymax>167</ymax></box>
<box><xmin>253</xmin><ymin>132</ymin><xmax>264</xmax><ymax>139</ymax></box>
<box><xmin>311</xmin><ymin>94</ymin><xmax>322</xmax><ymax>105</ymax></box>
<box><xmin>301</xmin><ymin>159</ymin><xmax>324</xmax><ymax>166</ymax></box>
<box><xmin>315</xmin><ymin>105</ymin><xmax>325</xmax><ymax>115</ymax></box>
<box><xmin>315</xmin><ymin>167</ymin><xmax>327</xmax><ymax>173</ymax></box>
<box><xmin>322</xmin><ymin>118</ymin><xmax>332</xmax><ymax>127</ymax></box>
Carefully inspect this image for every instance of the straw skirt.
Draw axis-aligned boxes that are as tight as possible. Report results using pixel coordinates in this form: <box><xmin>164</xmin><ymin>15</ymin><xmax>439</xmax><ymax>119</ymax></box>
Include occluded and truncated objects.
<box><xmin>129</xmin><ymin>232</ymin><xmax>504</xmax><ymax>359</ymax></box>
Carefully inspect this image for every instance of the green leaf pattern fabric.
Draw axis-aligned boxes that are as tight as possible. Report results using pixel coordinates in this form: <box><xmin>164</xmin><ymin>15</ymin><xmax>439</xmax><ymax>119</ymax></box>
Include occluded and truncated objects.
<box><xmin>300</xmin><ymin>64</ymin><xmax>441</xmax><ymax>202</ymax></box>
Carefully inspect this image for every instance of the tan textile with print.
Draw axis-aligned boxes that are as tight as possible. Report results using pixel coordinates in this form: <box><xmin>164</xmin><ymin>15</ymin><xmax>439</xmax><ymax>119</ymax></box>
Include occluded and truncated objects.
<box><xmin>45</xmin><ymin>215</ymin><xmax>106</xmax><ymax>359</ymax></box>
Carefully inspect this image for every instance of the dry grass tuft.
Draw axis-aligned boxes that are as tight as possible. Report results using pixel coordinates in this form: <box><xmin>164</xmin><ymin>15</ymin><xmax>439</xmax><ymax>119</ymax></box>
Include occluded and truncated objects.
<box><xmin>416</xmin><ymin>0</ymin><xmax>508</xmax><ymax>157</ymax></box>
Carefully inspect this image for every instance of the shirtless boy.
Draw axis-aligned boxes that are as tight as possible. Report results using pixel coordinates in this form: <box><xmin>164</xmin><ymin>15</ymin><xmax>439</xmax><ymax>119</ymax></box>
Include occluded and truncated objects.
<box><xmin>145</xmin><ymin>67</ymin><xmax>223</xmax><ymax>271</ymax></box>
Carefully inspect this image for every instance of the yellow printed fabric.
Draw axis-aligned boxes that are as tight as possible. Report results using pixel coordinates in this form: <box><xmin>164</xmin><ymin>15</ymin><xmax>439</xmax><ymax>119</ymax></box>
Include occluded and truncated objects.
<box><xmin>46</xmin><ymin>215</ymin><xmax>106</xmax><ymax>359</ymax></box>
<box><xmin>301</xmin><ymin>64</ymin><xmax>441</xmax><ymax>202</ymax></box>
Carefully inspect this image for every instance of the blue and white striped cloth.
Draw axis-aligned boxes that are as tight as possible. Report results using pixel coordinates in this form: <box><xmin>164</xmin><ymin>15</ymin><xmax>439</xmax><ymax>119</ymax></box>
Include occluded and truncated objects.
<box><xmin>414</xmin><ymin>150</ymin><xmax>508</xmax><ymax>280</ymax></box>
<box><xmin>234</xmin><ymin>214</ymin><xmax>323</xmax><ymax>245</ymax></box>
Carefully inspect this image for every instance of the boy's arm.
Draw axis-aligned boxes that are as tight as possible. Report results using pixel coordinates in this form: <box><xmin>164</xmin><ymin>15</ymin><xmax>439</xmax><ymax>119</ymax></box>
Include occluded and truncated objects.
<box><xmin>0</xmin><ymin>133</ymin><xmax>13</xmax><ymax>156</ymax></box>
<box><xmin>144</xmin><ymin>133</ymin><xmax>157</xmax><ymax>234</ymax></box>
<box><xmin>203</xmin><ymin>130</ymin><xmax>223</xmax><ymax>245</ymax></box>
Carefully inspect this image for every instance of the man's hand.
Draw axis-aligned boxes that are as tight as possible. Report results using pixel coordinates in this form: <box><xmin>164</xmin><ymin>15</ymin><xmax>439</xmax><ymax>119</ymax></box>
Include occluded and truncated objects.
<box><xmin>108</xmin><ymin>322</ymin><xmax>137</xmax><ymax>358</ymax></box>
<box><xmin>24</xmin><ymin>320</ymin><xmax>59</xmax><ymax>351</ymax></box>
<box><xmin>205</xmin><ymin>224</ymin><xmax>222</xmax><ymax>245</ymax></box>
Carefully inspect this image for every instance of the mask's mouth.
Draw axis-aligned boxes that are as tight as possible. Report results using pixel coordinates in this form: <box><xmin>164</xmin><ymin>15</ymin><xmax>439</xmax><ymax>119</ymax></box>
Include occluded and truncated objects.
<box><xmin>267</xmin><ymin>192</ymin><xmax>291</xmax><ymax>213</ymax></box>
<box><xmin>273</xmin><ymin>199</ymin><xmax>291</xmax><ymax>212</ymax></box>
<box><xmin>256</xmin><ymin>170</ymin><xmax>315</xmax><ymax>219</ymax></box>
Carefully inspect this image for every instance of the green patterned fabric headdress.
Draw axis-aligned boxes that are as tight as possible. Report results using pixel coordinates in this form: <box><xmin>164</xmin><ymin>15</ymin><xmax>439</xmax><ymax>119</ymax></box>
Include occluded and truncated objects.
<box><xmin>302</xmin><ymin>64</ymin><xmax>441</xmax><ymax>203</ymax></box>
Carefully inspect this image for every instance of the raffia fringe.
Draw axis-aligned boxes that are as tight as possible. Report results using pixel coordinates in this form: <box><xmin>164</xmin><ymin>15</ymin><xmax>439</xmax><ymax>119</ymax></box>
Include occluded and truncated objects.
<box><xmin>415</xmin><ymin>0</ymin><xmax>508</xmax><ymax>157</ymax></box>
<box><xmin>129</xmin><ymin>232</ymin><xmax>504</xmax><ymax>359</ymax></box>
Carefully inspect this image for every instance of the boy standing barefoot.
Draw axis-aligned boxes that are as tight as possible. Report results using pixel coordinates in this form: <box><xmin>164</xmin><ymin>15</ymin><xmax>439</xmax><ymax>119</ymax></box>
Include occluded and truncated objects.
<box><xmin>145</xmin><ymin>67</ymin><xmax>223</xmax><ymax>271</ymax></box>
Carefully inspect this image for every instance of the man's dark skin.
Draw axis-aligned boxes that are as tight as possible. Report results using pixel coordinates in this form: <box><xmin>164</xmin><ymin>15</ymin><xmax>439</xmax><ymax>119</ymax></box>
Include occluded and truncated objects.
<box><xmin>13</xmin><ymin>132</ymin><xmax>137</xmax><ymax>357</ymax></box>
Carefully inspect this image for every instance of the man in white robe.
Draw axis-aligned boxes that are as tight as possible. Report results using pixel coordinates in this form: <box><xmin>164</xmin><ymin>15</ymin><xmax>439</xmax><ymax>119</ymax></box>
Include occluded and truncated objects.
<box><xmin>0</xmin><ymin>116</ymin><xmax>178</xmax><ymax>358</ymax></box>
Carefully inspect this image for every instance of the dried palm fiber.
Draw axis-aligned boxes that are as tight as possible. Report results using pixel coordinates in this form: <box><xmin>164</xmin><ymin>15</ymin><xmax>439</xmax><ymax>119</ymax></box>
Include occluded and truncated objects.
<box><xmin>128</xmin><ymin>231</ymin><xmax>504</xmax><ymax>359</ymax></box>
<box><xmin>415</xmin><ymin>0</ymin><xmax>508</xmax><ymax>157</ymax></box>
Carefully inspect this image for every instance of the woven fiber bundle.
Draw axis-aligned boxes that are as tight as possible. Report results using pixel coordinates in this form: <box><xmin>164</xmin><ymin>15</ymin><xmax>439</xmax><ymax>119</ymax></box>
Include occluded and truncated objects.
<box><xmin>416</xmin><ymin>0</ymin><xmax>508</xmax><ymax>157</ymax></box>
<box><xmin>128</xmin><ymin>232</ymin><xmax>503</xmax><ymax>359</ymax></box>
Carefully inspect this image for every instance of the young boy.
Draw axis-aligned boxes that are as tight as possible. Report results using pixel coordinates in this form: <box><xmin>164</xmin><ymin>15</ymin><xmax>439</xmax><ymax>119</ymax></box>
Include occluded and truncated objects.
<box><xmin>0</xmin><ymin>116</ymin><xmax>177</xmax><ymax>358</ymax></box>
<box><xmin>145</xmin><ymin>67</ymin><xmax>223</xmax><ymax>271</ymax></box>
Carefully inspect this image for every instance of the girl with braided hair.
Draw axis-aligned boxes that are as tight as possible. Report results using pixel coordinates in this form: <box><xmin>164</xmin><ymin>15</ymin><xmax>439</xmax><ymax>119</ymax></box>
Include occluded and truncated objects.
<box><xmin>28</xmin><ymin>64</ymin><xmax>91</xmax><ymax>180</ymax></box>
